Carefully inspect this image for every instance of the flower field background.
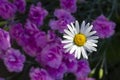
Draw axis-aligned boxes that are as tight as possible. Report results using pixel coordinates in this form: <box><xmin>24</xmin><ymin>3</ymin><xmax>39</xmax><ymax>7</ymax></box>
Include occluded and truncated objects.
<box><xmin>0</xmin><ymin>0</ymin><xmax>120</xmax><ymax>80</ymax></box>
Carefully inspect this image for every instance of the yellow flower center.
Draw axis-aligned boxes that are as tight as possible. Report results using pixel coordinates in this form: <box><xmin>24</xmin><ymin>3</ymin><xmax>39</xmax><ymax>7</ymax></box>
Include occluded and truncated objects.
<box><xmin>74</xmin><ymin>34</ymin><xmax>86</xmax><ymax>46</ymax></box>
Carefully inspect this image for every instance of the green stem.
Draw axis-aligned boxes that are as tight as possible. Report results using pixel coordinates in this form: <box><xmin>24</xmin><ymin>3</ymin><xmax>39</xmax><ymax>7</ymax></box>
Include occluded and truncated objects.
<box><xmin>108</xmin><ymin>0</ymin><xmax>117</xmax><ymax>19</ymax></box>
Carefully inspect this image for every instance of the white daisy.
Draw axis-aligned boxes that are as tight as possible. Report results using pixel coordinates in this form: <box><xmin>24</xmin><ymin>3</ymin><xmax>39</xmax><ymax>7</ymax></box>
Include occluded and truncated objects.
<box><xmin>62</xmin><ymin>21</ymin><xmax>99</xmax><ymax>59</ymax></box>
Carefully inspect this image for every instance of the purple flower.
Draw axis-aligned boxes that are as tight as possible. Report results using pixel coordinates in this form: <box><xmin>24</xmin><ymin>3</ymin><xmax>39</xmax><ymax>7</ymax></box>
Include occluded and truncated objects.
<box><xmin>60</xmin><ymin>0</ymin><xmax>77</xmax><ymax>13</ymax></box>
<box><xmin>60</xmin><ymin>56</ymin><xmax>91</xmax><ymax>80</ymax></box>
<box><xmin>10</xmin><ymin>21</ymin><xmax>46</xmax><ymax>57</ymax></box>
<box><xmin>0</xmin><ymin>1</ymin><xmax>16</xmax><ymax>19</ymax></box>
<box><xmin>10</xmin><ymin>23</ymin><xmax>24</xmax><ymax>40</ymax></box>
<box><xmin>36</xmin><ymin>43</ymin><xmax>63</xmax><ymax>69</ymax></box>
<box><xmin>54</xmin><ymin>9</ymin><xmax>75</xmax><ymax>20</ymax></box>
<box><xmin>29</xmin><ymin>67</ymin><xmax>53</xmax><ymax>80</ymax></box>
<box><xmin>28</xmin><ymin>2</ymin><xmax>48</xmax><ymax>26</ymax></box>
<box><xmin>20</xmin><ymin>30</ymin><xmax>47</xmax><ymax>57</ymax></box>
<box><xmin>63</xmin><ymin>54</ymin><xmax>78</xmax><ymax>73</ymax></box>
<box><xmin>46</xmin><ymin>63</ymin><xmax>67</xmax><ymax>80</ymax></box>
<box><xmin>22</xmin><ymin>30</ymin><xmax>47</xmax><ymax>57</ymax></box>
<box><xmin>13</xmin><ymin>0</ymin><xmax>26</xmax><ymax>13</ymax></box>
<box><xmin>46</xmin><ymin>30</ymin><xmax>56</xmax><ymax>43</ymax></box>
<box><xmin>34</xmin><ymin>31</ymin><xmax>47</xmax><ymax>48</ymax></box>
<box><xmin>75</xmin><ymin>59</ymin><xmax>91</xmax><ymax>79</ymax></box>
<box><xmin>49</xmin><ymin>9</ymin><xmax>75</xmax><ymax>33</ymax></box>
<box><xmin>10</xmin><ymin>22</ymin><xmax>47</xmax><ymax>57</ymax></box>
<box><xmin>92</xmin><ymin>15</ymin><xmax>116</xmax><ymax>39</ymax></box>
<box><xmin>0</xmin><ymin>28</ymin><xmax>11</xmax><ymax>51</ymax></box>
<box><xmin>20</xmin><ymin>33</ymin><xmax>41</xmax><ymax>57</ymax></box>
<box><xmin>24</xmin><ymin>20</ymin><xmax>39</xmax><ymax>36</ymax></box>
<box><xmin>22</xmin><ymin>34</ymin><xmax>40</xmax><ymax>57</ymax></box>
<box><xmin>46</xmin><ymin>30</ymin><xmax>62</xmax><ymax>45</ymax></box>
<box><xmin>3</xmin><ymin>48</ymin><xmax>25</xmax><ymax>72</ymax></box>
<box><xmin>49</xmin><ymin>19</ymin><xmax>69</xmax><ymax>33</ymax></box>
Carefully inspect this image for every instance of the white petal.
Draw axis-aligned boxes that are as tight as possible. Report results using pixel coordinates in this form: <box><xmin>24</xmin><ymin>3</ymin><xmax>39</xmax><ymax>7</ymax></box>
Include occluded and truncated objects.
<box><xmin>67</xmin><ymin>24</ymin><xmax>74</xmax><ymax>35</ymax></box>
<box><xmin>84</xmin><ymin>43</ymin><xmax>97</xmax><ymax>52</ymax></box>
<box><xmin>63</xmin><ymin>43</ymin><xmax>73</xmax><ymax>49</ymax></box>
<box><xmin>84</xmin><ymin>25</ymin><xmax>93</xmax><ymax>35</ymax></box>
<box><xmin>70</xmin><ymin>22</ymin><xmax>77</xmax><ymax>34</ymax></box>
<box><xmin>81</xmin><ymin>47</ymin><xmax>88</xmax><ymax>59</ymax></box>
<box><xmin>75</xmin><ymin>49</ymin><xmax>78</xmax><ymax>58</ymax></box>
<box><xmin>83</xmin><ymin>46</ymin><xmax>93</xmax><ymax>53</ymax></box>
<box><xmin>77</xmin><ymin>47</ymin><xmax>82</xmax><ymax>59</ymax></box>
<box><xmin>70</xmin><ymin>45</ymin><xmax>77</xmax><ymax>54</ymax></box>
<box><xmin>63</xmin><ymin>35</ymin><xmax>73</xmax><ymax>40</ymax></box>
<box><xmin>62</xmin><ymin>40</ymin><xmax>72</xmax><ymax>43</ymax></box>
<box><xmin>86</xmin><ymin>25</ymin><xmax>93</xmax><ymax>32</ymax></box>
<box><xmin>80</xmin><ymin>21</ymin><xmax>86</xmax><ymax>33</ymax></box>
<box><xmin>90</xmin><ymin>46</ymin><xmax>97</xmax><ymax>51</ymax></box>
<box><xmin>85</xmin><ymin>23</ymin><xmax>90</xmax><ymax>28</ymax></box>
<box><xmin>75</xmin><ymin>21</ymin><xmax>80</xmax><ymax>33</ymax></box>
<box><xmin>88</xmin><ymin>39</ymin><xmax>98</xmax><ymax>43</ymax></box>
<box><xmin>84</xmin><ymin>44</ymin><xmax>93</xmax><ymax>53</ymax></box>
<box><xmin>86</xmin><ymin>45</ymin><xmax>97</xmax><ymax>52</ymax></box>
<box><xmin>65</xmin><ymin>46</ymin><xmax>72</xmax><ymax>53</ymax></box>
<box><xmin>64</xmin><ymin>29</ymin><xmax>74</xmax><ymax>37</ymax></box>
<box><xmin>86</xmin><ymin>41</ymin><xmax>97</xmax><ymax>47</ymax></box>
<box><xmin>87</xmin><ymin>31</ymin><xmax>96</xmax><ymax>37</ymax></box>
<box><xmin>87</xmin><ymin>36</ymin><xmax>99</xmax><ymax>40</ymax></box>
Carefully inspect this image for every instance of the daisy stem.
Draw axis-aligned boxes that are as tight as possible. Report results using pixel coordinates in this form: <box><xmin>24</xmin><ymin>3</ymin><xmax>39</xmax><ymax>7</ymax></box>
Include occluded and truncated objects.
<box><xmin>108</xmin><ymin>0</ymin><xmax>117</xmax><ymax>19</ymax></box>
<box><xmin>100</xmin><ymin>38</ymin><xmax>111</xmax><ymax>75</ymax></box>
<box><xmin>92</xmin><ymin>39</ymin><xmax>109</xmax><ymax>73</ymax></box>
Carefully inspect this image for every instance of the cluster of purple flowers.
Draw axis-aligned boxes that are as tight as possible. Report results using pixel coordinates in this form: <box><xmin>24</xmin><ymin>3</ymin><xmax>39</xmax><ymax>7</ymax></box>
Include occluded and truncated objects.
<box><xmin>0</xmin><ymin>28</ymin><xmax>25</xmax><ymax>73</ymax></box>
<box><xmin>10</xmin><ymin>22</ymin><xmax>44</xmax><ymax>57</ymax></box>
<box><xmin>0</xmin><ymin>0</ymin><xmax>116</xmax><ymax>80</ymax></box>
<box><xmin>49</xmin><ymin>9</ymin><xmax>75</xmax><ymax>33</ymax></box>
<box><xmin>49</xmin><ymin>0</ymin><xmax>77</xmax><ymax>33</ymax></box>
<box><xmin>9</xmin><ymin>18</ymin><xmax>92</xmax><ymax>79</ymax></box>
<box><xmin>9</xmin><ymin>2</ymin><xmax>48</xmax><ymax>57</ymax></box>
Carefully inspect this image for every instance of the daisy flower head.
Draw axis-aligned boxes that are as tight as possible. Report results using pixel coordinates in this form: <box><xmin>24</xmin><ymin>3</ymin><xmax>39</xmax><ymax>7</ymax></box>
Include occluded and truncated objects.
<box><xmin>62</xmin><ymin>21</ymin><xmax>99</xmax><ymax>59</ymax></box>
